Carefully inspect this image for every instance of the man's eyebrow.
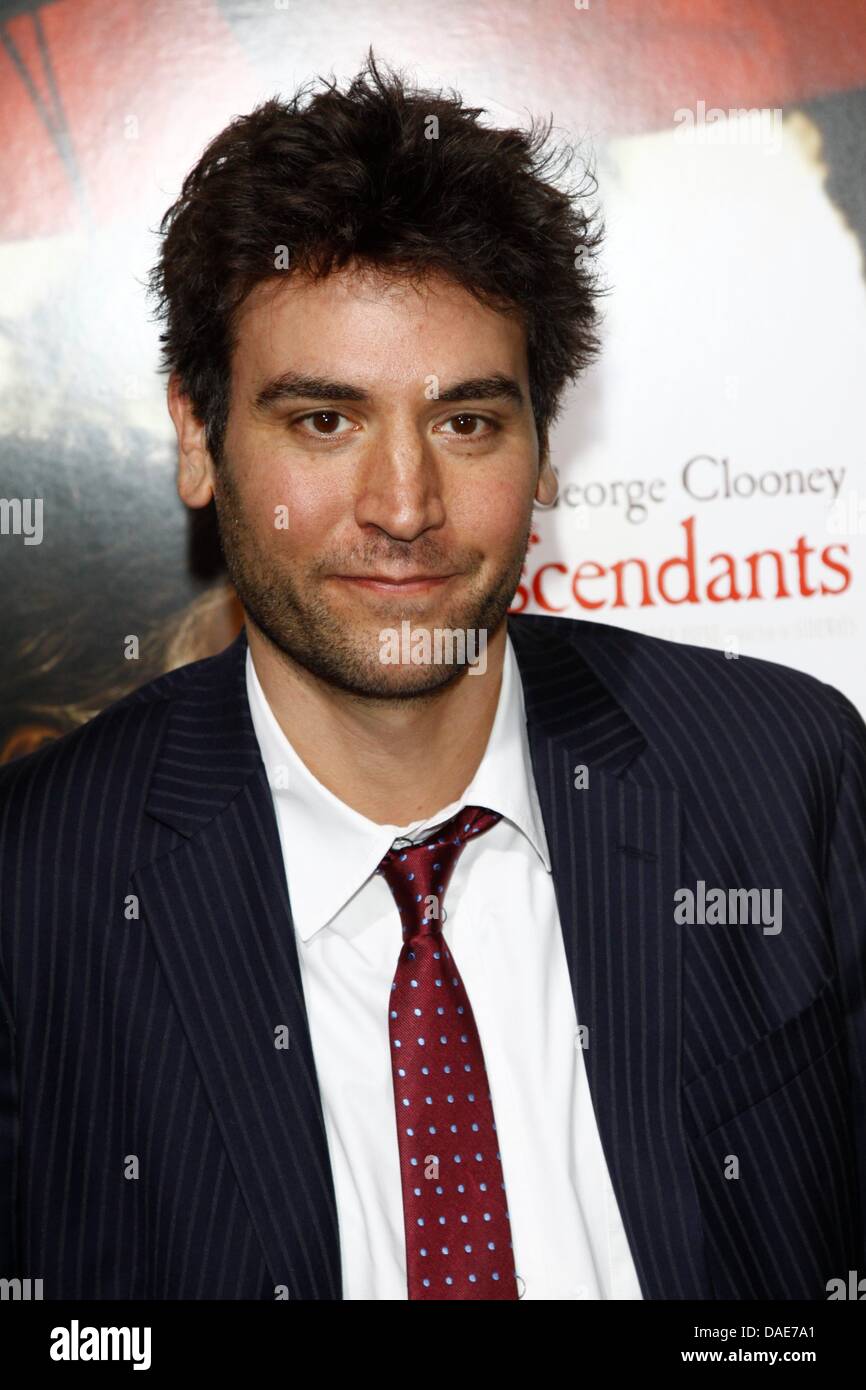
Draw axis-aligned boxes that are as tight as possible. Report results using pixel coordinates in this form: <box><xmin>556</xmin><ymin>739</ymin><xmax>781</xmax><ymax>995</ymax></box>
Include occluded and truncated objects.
<box><xmin>252</xmin><ymin>371</ymin><xmax>525</xmax><ymax>413</ymax></box>
<box><xmin>253</xmin><ymin>373</ymin><xmax>368</xmax><ymax>411</ymax></box>
<box><xmin>436</xmin><ymin>375</ymin><xmax>524</xmax><ymax>406</ymax></box>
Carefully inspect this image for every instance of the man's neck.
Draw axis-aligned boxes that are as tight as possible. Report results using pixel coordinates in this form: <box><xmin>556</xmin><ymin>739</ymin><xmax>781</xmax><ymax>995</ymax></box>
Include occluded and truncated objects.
<box><xmin>246</xmin><ymin>620</ymin><xmax>507</xmax><ymax>825</ymax></box>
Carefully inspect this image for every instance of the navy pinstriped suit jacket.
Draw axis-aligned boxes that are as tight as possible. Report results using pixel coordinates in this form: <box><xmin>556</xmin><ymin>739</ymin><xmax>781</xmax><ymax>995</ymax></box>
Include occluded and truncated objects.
<box><xmin>1</xmin><ymin>611</ymin><xmax>865</xmax><ymax>1300</ymax></box>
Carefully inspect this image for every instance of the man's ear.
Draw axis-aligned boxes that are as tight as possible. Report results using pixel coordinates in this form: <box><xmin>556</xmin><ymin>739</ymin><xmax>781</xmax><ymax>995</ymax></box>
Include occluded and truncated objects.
<box><xmin>535</xmin><ymin>438</ymin><xmax>559</xmax><ymax>507</ymax></box>
<box><xmin>167</xmin><ymin>373</ymin><xmax>217</xmax><ymax>509</ymax></box>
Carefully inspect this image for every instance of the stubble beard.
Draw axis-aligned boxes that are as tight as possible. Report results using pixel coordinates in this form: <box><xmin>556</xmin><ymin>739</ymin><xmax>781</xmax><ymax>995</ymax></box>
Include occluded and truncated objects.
<box><xmin>212</xmin><ymin>461</ymin><xmax>532</xmax><ymax>703</ymax></box>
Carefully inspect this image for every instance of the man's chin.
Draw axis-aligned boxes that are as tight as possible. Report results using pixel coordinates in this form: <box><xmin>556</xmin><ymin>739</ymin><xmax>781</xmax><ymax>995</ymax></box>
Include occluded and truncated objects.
<box><xmin>311</xmin><ymin>649</ymin><xmax>475</xmax><ymax>702</ymax></box>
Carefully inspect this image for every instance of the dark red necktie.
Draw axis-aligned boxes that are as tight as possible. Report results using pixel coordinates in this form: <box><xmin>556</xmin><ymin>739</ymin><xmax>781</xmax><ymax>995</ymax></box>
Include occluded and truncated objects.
<box><xmin>376</xmin><ymin>804</ymin><xmax>519</xmax><ymax>1300</ymax></box>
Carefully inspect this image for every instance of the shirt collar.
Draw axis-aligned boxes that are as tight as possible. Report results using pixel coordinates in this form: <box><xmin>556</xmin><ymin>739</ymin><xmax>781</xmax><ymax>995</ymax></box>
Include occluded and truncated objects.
<box><xmin>246</xmin><ymin>631</ymin><xmax>551</xmax><ymax>940</ymax></box>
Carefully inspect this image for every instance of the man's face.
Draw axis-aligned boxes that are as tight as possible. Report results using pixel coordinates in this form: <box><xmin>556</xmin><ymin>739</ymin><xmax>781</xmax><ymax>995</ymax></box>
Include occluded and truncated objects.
<box><xmin>202</xmin><ymin>263</ymin><xmax>548</xmax><ymax>699</ymax></box>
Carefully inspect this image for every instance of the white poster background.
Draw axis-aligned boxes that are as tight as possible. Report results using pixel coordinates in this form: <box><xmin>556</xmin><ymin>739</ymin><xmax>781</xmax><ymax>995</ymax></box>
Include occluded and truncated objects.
<box><xmin>526</xmin><ymin>109</ymin><xmax>866</xmax><ymax>712</ymax></box>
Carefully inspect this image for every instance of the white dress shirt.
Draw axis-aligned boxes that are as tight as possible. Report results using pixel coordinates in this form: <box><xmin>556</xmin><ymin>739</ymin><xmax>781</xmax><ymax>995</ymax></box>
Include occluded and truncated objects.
<box><xmin>246</xmin><ymin>633</ymin><xmax>643</xmax><ymax>1300</ymax></box>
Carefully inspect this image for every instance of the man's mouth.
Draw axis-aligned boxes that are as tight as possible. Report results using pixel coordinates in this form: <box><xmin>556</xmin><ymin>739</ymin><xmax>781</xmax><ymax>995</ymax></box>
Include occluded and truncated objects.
<box><xmin>332</xmin><ymin>573</ymin><xmax>456</xmax><ymax>595</ymax></box>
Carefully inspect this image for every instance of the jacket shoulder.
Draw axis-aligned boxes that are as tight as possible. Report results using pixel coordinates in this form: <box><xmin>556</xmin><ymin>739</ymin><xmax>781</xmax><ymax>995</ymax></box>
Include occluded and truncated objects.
<box><xmin>0</xmin><ymin>642</ymin><xmax>236</xmax><ymax>805</ymax></box>
<box><xmin>508</xmin><ymin>610</ymin><xmax>861</xmax><ymax>760</ymax></box>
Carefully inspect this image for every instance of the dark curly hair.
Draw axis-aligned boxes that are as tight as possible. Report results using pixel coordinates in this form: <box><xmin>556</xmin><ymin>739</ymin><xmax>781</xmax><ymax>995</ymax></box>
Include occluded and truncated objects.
<box><xmin>146</xmin><ymin>47</ymin><xmax>605</xmax><ymax>467</ymax></box>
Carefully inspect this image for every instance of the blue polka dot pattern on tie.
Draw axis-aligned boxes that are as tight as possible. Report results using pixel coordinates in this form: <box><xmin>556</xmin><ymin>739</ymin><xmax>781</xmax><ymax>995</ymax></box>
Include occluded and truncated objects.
<box><xmin>377</xmin><ymin>803</ymin><xmax>518</xmax><ymax>1301</ymax></box>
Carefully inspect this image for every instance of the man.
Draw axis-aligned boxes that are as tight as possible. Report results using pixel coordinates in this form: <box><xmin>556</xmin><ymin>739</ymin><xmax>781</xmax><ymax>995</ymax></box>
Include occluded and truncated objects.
<box><xmin>1</xmin><ymin>52</ymin><xmax>865</xmax><ymax>1303</ymax></box>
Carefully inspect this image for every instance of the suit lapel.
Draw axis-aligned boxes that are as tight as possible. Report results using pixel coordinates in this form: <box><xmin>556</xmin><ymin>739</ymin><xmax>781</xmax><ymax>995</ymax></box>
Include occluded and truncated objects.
<box><xmin>508</xmin><ymin>613</ymin><xmax>711</xmax><ymax>1299</ymax></box>
<box><xmin>130</xmin><ymin>629</ymin><xmax>342</xmax><ymax>1300</ymax></box>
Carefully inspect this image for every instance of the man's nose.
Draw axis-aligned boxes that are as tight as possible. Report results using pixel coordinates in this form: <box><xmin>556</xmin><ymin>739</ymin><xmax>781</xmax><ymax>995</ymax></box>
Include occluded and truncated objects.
<box><xmin>353</xmin><ymin>431</ymin><xmax>446</xmax><ymax>540</ymax></box>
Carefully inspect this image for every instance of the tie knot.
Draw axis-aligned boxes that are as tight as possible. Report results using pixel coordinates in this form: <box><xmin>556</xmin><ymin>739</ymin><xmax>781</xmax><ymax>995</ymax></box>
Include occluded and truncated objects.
<box><xmin>376</xmin><ymin>804</ymin><xmax>501</xmax><ymax>937</ymax></box>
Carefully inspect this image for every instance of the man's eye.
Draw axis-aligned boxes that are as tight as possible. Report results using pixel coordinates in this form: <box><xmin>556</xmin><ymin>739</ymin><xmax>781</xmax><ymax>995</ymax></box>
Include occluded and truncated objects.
<box><xmin>437</xmin><ymin>413</ymin><xmax>497</xmax><ymax>438</ymax></box>
<box><xmin>291</xmin><ymin>411</ymin><xmax>498</xmax><ymax>440</ymax></box>
<box><xmin>294</xmin><ymin>411</ymin><xmax>354</xmax><ymax>437</ymax></box>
